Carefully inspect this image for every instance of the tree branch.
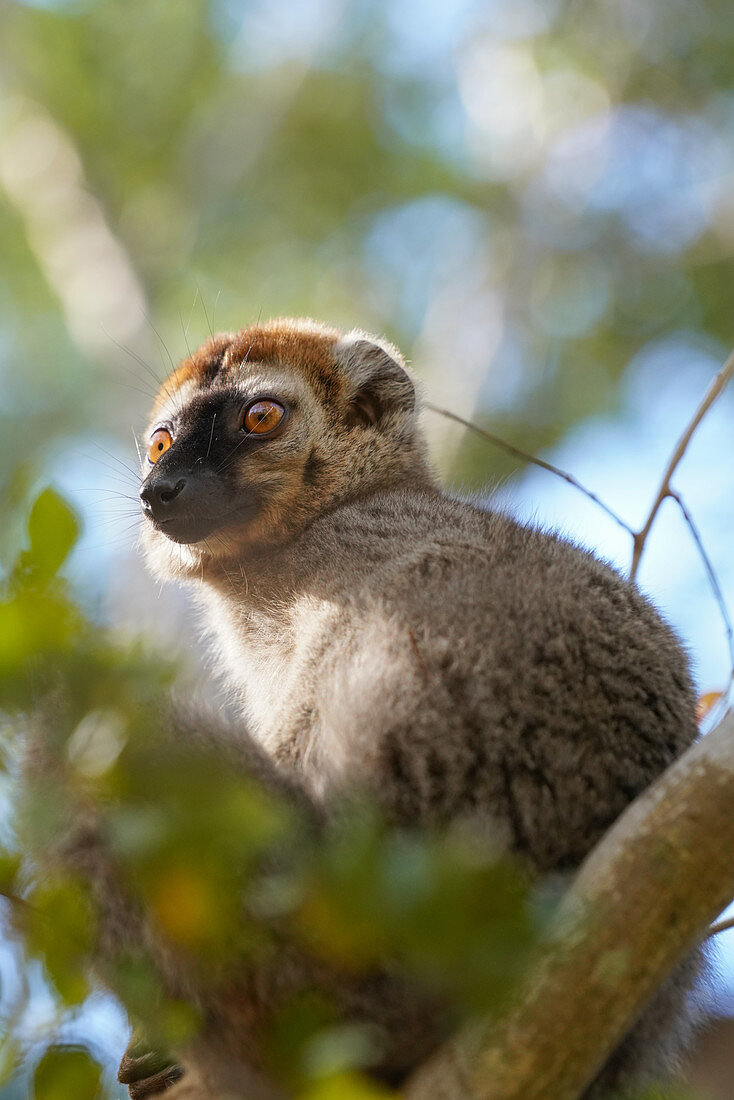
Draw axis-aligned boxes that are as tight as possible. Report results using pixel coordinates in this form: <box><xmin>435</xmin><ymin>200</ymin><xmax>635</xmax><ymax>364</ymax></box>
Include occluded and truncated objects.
<box><xmin>709</xmin><ymin>914</ymin><xmax>734</xmax><ymax>939</ymax></box>
<box><xmin>406</xmin><ymin>710</ymin><xmax>734</xmax><ymax>1100</ymax></box>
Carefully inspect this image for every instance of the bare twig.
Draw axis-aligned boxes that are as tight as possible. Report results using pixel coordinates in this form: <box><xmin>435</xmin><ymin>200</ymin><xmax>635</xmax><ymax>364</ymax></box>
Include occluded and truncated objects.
<box><xmin>407</xmin><ymin>710</ymin><xmax>734</xmax><ymax>1100</ymax></box>
<box><xmin>430</xmin><ymin>351</ymin><xmax>734</xmax><ymax>723</ymax></box>
<box><xmin>668</xmin><ymin>489</ymin><xmax>734</xmax><ymax>716</ymax></box>
<box><xmin>630</xmin><ymin>348</ymin><xmax>734</xmax><ymax>580</ymax></box>
<box><xmin>0</xmin><ymin>888</ymin><xmax>29</xmax><ymax>909</ymax></box>
<box><xmin>709</xmin><ymin>914</ymin><xmax>734</xmax><ymax>938</ymax></box>
<box><xmin>425</xmin><ymin>403</ymin><xmax>635</xmax><ymax>538</ymax></box>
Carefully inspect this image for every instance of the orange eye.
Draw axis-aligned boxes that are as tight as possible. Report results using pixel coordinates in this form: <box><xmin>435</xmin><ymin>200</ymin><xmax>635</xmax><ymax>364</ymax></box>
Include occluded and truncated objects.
<box><xmin>243</xmin><ymin>400</ymin><xmax>285</xmax><ymax>435</ymax></box>
<box><xmin>147</xmin><ymin>427</ymin><xmax>172</xmax><ymax>464</ymax></box>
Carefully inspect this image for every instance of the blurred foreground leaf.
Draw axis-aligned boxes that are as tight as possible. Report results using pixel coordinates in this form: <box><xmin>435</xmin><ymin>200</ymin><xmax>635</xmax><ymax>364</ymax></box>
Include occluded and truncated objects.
<box><xmin>24</xmin><ymin>878</ymin><xmax>95</xmax><ymax>1006</ymax></box>
<box><xmin>0</xmin><ymin>1038</ymin><xmax>22</xmax><ymax>1087</ymax></box>
<box><xmin>0</xmin><ymin>487</ymin><xmax>83</xmax><ymax>697</ymax></box>
<box><xmin>299</xmin><ymin>1072</ymin><xmax>395</xmax><ymax>1100</ymax></box>
<box><xmin>32</xmin><ymin>1046</ymin><xmax>102</xmax><ymax>1100</ymax></box>
<box><xmin>1</xmin><ymin>485</ymin><xmax>545</xmax><ymax>1094</ymax></box>
<box><xmin>25</xmin><ymin>489</ymin><xmax>80</xmax><ymax>582</ymax></box>
<box><xmin>294</xmin><ymin>811</ymin><xmax>537</xmax><ymax>1015</ymax></box>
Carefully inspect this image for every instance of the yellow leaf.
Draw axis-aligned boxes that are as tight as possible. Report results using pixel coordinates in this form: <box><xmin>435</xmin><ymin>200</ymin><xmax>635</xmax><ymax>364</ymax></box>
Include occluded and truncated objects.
<box><xmin>696</xmin><ymin>691</ymin><xmax>724</xmax><ymax>726</ymax></box>
<box><xmin>149</xmin><ymin>866</ymin><xmax>221</xmax><ymax>947</ymax></box>
<box><xmin>299</xmin><ymin>1072</ymin><xmax>395</xmax><ymax>1100</ymax></box>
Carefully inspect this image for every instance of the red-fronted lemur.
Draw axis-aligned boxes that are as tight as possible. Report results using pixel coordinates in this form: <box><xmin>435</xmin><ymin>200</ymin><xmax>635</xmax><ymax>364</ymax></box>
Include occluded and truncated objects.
<box><xmin>35</xmin><ymin>319</ymin><xmax>704</xmax><ymax>1098</ymax></box>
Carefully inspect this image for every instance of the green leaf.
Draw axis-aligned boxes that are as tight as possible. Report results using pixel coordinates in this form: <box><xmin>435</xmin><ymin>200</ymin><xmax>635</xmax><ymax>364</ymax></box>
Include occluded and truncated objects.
<box><xmin>0</xmin><ymin>849</ymin><xmax>21</xmax><ymax>895</ymax></box>
<box><xmin>24</xmin><ymin>879</ymin><xmax>95</xmax><ymax>1007</ymax></box>
<box><xmin>622</xmin><ymin>1087</ymin><xmax>698</xmax><ymax>1100</ymax></box>
<box><xmin>0</xmin><ymin>1038</ymin><xmax>22</xmax><ymax>1086</ymax></box>
<box><xmin>32</xmin><ymin>1046</ymin><xmax>102</xmax><ymax>1100</ymax></box>
<box><xmin>299</xmin><ymin>1073</ymin><xmax>395</xmax><ymax>1100</ymax></box>
<box><xmin>0</xmin><ymin>586</ymin><xmax>80</xmax><ymax>696</ymax></box>
<box><xmin>26</xmin><ymin>488</ymin><xmax>80</xmax><ymax>580</ymax></box>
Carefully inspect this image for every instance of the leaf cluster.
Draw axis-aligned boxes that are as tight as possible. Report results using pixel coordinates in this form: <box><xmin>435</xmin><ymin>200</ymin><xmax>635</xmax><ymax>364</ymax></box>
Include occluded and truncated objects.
<box><xmin>0</xmin><ymin>486</ymin><xmax>545</xmax><ymax>1096</ymax></box>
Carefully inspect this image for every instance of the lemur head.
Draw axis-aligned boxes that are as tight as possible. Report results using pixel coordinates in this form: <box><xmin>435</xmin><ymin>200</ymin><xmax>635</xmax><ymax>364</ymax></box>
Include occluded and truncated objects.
<box><xmin>139</xmin><ymin>318</ymin><xmax>432</xmax><ymax>580</ymax></box>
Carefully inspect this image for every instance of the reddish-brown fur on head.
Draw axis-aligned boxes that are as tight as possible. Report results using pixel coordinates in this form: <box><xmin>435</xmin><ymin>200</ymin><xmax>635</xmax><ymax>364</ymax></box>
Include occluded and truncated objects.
<box><xmin>140</xmin><ymin>318</ymin><xmax>433</xmax><ymax>582</ymax></box>
<box><xmin>153</xmin><ymin>319</ymin><xmax>345</xmax><ymax>418</ymax></box>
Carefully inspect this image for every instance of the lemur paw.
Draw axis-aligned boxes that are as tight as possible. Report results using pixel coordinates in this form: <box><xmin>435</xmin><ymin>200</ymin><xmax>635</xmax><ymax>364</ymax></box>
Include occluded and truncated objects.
<box><xmin>118</xmin><ymin>1039</ymin><xmax>185</xmax><ymax>1098</ymax></box>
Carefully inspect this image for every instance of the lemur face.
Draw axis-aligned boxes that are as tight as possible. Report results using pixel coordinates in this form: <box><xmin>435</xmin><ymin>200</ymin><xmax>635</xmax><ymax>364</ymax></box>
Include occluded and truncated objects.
<box><xmin>140</xmin><ymin>357</ymin><xmax>317</xmax><ymax>547</ymax></box>
<box><xmin>139</xmin><ymin>319</ymin><xmax>424</xmax><ymax>580</ymax></box>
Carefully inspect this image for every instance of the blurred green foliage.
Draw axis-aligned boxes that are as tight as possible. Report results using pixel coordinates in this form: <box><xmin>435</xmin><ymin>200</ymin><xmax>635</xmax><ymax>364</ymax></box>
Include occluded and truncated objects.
<box><xmin>0</xmin><ymin>485</ymin><xmax>693</xmax><ymax>1093</ymax></box>
<box><xmin>0</xmin><ymin>487</ymin><xmax>545</xmax><ymax>1095</ymax></box>
<box><xmin>1</xmin><ymin>0</ymin><xmax>733</xmax><ymax>500</ymax></box>
<box><xmin>32</xmin><ymin>1047</ymin><xmax>102</xmax><ymax>1100</ymax></box>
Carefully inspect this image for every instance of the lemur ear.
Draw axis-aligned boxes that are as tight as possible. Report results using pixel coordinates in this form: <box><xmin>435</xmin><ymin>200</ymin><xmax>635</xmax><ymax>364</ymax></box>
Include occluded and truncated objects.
<box><xmin>337</xmin><ymin>333</ymin><xmax>415</xmax><ymax>429</ymax></box>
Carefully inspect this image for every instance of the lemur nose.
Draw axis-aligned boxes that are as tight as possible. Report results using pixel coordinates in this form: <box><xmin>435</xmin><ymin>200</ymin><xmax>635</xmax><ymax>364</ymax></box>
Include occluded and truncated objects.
<box><xmin>140</xmin><ymin>478</ymin><xmax>187</xmax><ymax>521</ymax></box>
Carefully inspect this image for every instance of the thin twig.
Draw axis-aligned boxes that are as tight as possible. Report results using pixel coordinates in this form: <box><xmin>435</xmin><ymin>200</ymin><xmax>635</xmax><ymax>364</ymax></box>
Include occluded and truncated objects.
<box><xmin>429</xmin><ymin>348</ymin><xmax>734</xmax><ymax>719</ymax></box>
<box><xmin>709</xmin><ymin>914</ymin><xmax>734</xmax><ymax>938</ymax></box>
<box><xmin>630</xmin><ymin>347</ymin><xmax>734</xmax><ymax>580</ymax></box>
<box><xmin>425</xmin><ymin>403</ymin><xmax>635</xmax><ymax>538</ymax></box>
<box><xmin>0</xmin><ymin>888</ymin><xmax>29</xmax><ymax>909</ymax></box>
<box><xmin>668</xmin><ymin>489</ymin><xmax>734</xmax><ymax>716</ymax></box>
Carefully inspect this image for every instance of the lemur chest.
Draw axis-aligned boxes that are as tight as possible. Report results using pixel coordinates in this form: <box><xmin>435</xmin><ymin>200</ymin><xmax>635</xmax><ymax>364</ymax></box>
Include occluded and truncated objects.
<box><xmin>202</xmin><ymin>588</ymin><xmax>341</xmax><ymax>759</ymax></box>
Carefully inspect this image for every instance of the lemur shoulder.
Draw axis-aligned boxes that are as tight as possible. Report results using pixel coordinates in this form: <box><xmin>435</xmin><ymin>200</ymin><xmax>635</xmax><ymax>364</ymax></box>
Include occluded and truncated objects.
<box><xmin>46</xmin><ymin>319</ymin><xmax>707</xmax><ymax>1097</ymax></box>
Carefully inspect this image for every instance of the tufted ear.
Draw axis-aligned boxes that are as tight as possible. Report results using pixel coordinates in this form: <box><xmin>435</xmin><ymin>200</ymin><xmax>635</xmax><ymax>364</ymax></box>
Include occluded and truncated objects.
<box><xmin>336</xmin><ymin>332</ymin><xmax>415</xmax><ymax>429</ymax></box>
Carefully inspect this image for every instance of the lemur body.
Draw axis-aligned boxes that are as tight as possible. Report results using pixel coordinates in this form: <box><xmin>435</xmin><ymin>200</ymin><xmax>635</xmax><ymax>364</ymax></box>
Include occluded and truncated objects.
<box><xmin>196</xmin><ymin>491</ymin><xmax>691</xmax><ymax>875</ymax></box>
<box><xmin>50</xmin><ymin>320</ymin><xmax>707</xmax><ymax>1096</ymax></box>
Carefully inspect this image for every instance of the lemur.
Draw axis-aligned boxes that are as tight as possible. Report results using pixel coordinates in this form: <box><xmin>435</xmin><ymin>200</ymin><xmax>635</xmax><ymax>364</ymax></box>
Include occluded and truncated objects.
<box><xmin>39</xmin><ymin>319</ymin><xmax>704</xmax><ymax>1097</ymax></box>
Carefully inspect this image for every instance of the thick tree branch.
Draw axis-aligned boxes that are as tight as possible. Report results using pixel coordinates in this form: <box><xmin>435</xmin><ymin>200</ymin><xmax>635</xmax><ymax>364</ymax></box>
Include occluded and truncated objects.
<box><xmin>406</xmin><ymin>710</ymin><xmax>734</xmax><ymax>1100</ymax></box>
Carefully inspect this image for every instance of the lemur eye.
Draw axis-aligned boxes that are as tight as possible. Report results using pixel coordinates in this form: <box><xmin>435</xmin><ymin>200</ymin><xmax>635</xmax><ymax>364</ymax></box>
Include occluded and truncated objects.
<box><xmin>147</xmin><ymin>428</ymin><xmax>173</xmax><ymax>464</ymax></box>
<box><xmin>243</xmin><ymin>400</ymin><xmax>285</xmax><ymax>435</ymax></box>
